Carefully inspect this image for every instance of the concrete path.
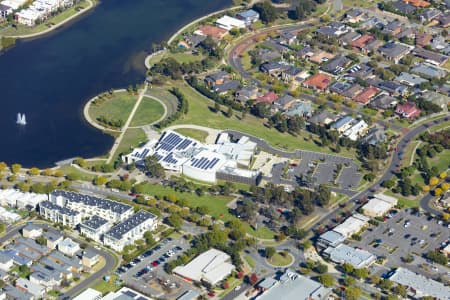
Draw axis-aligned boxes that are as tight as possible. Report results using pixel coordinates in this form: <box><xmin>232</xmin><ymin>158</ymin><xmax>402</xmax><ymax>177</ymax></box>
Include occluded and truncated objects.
<box><xmin>5</xmin><ymin>0</ymin><xmax>94</xmax><ymax>39</ymax></box>
<box><xmin>165</xmin><ymin>124</ymin><xmax>221</xmax><ymax>144</ymax></box>
<box><xmin>107</xmin><ymin>84</ymin><xmax>148</xmax><ymax>164</ymax></box>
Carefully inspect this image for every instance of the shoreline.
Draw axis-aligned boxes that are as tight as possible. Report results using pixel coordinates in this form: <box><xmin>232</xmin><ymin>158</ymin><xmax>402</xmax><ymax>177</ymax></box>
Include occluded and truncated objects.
<box><xmin>1</xmin><ymin>0</ymin><xmax>95</xmax><ymax>40</ymax></box>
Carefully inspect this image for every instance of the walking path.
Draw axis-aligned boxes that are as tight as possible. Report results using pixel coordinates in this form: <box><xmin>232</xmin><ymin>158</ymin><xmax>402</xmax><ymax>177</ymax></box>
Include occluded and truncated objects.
<box><xmin>106</xmin><ymin>84</ymin><xmax>148</xmax><ymax>163</ymax></box>
<box><xmin>5</xmin><ymin>0</ymin><xmax>94</xmax><ymax>39</ymax></box>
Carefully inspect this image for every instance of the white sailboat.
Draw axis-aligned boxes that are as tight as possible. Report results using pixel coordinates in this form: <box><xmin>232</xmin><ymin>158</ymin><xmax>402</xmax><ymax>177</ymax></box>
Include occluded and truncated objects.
<box><xmin>16</xmin><ymin>113</ymin><xmax>27</xmax><ymax>125</ymax></box>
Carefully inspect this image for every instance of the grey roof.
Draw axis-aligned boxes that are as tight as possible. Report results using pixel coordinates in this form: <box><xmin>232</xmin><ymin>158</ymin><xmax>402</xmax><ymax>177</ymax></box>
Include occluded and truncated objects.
<box><xmin>52</xmin><ymin>190</ymin><xmax>133</xmax><ymax>214</ymax></box>
<box><xmin>331</xmin><ymin>116</ymin><xmax>354</xmax><ymax>129</ymax></box>
<box><xmin>321</xmin><ymin>56</ymin><xmax>351</xmax><ymax>74</ymax></box>
<box><xmin>0</xmin><ymin>4</ymin><xmax>11</xmax><ymax>12</ymax></box>
<box><xmin>274</xmin><ymin>94</ymin><xmax>295</xmax><ymax>107</ymax></box>
<box><xmin>283</xmin><ymin>66</ymin><xmax>303</xmax><ymax>76</ymax></box>
<box><xmin>40</xmin><ymin>200</ymin><xmax>80</xmax><ymax>216</ymax></box>
<box><xmin>420</xmin><ymin>8</ymin><xmax>441</xmax><ymax>21</ymax></box>
<box><xmin>378</xmin><ymin>81</ymin><xmax>408</xmax><ymax>94</ymax></box>
<box><xmin>411</xmin><ymin>63</ymin><xmax>447</xmax><ymax>78</ymax></box>
<box><xmin>81</xmin><ymin>215</ymin><xmax>109</xmax><ymax>230</ymax></box>
<box><xmin>185</xmin><ymin>34</ymin><xmax>206</xmax><ymax>47</ymax></box>
<box><xmin>393</xmin><ymin>1</ymin><xmax>416</xmax><ymax>14</ymax></box>
<box><xmin>260</xmin><ymin>61</ymin><xmax>288</xmax><ymax>73</ymax></box>
<box><xmin>205</xmin><ymin>71</ymin><xmax>229</xmax><ymax>82</ymax></box>
<box><xmin>412</xmin><ymin>47</ymin><xmax>449</xmax><ymax>65</ymax></box>
<box><xmin>257</xmin><ymin>269</ymin><xmax>331</xmax><ymax>300</ymax></box>
<box><xmin>0</xmin><ymin>251</ymin><xmax>12</xmax><ymax>264</ymax></box>
<box><xmin>16</xmin><ymin>278</ymin><xmax>45</xmax><ymax>297</ymax></box>
<box><xmin>43</xmin><ymin>230</ymin><xmax>63</xmax><ymax>242</ymax></box>
<box><xmin>83</xmin><ymin>249</ymin><xmax>99</xmax><ymax>259</ymax></box>
<box><xmin>389</xmin><ymin>267</ymin><xmax>450</xmax><ymax>299</ymax></box>
<box><xmin>30</xmin><ymin>265</ymin><xmax>62</xmax><ymax>282</ymax></box>
<box><xmin>361</xmin><ymin>126</ymin><xmax>386</xmax><ymax>145</ymax></box>
<box><xmin>23</xmin><ymin>224</ymin><xmax>41</xmax><ymax>232</ymax></box>
<box><xmin>15</xmin><ymin>237</ymin><xmax>49</xmax><ymax>255</ymax></box>
<box><xmin>324</xmin><ymin>244</ymin><xmax>376</xmax><ymax>268</ymax></box>
<box><xmin>176</xmin><ymin>290</ymin><xmax>200</xmax><ymax>300</ymax></box>
<box><xmin>105</xmin><ymin>210</ymin><xmax>157</xmax><ymax>240</ymax></box>
<box><xmin>318</xmin><ymin>230</ymin><xmax>346</xmax><ymax>246</ymax></box>
<box><xmin>379</xmin><ymin>42</ymin><xmax>411</xmax><ymax>59</ymax></box>
<box><xmin>329</xmin><ymin>81</ymin><xmax>351</xmax><ymax>94</ymax></box>
<box><xmin>339</xmin><ymin>31</ymin><xmax>361</xmax><ymax>44</ymax></box>
<box><xmin>237</xmin><ymin>9</ymin><xmax>259</xmax><ymax>19</ymax></box>
<box><xmin>214</xmin><ymin>80</ymin><xmax>240</xmax><ymax>93</ymax></box>
<box><xmin>308</xmin><ymin>110</ymin><xmax>338</xmax><ymax>125</ymax></box>
<box><xmin>3</xmin><ymin>285</ymin><xmax>33</xmax><ymax>300</ymax></box>
<box><xmin>395</xmin><ymin>72</ymin><xmax>428</xmax><ymax>86</ymax></box>
<box><xmin>49</xmin><ymin>251</ymin><xmax>82</xmax><ymax>269</ymax></box>
<box><xmin>285</xmin><ymin>101</ymin><xmax>313</xmax><ymax>117</ymax></box>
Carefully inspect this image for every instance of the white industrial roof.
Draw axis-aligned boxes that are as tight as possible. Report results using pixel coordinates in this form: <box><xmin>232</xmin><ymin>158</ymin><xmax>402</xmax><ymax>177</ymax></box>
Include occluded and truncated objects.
<box><xmin>373</xmin><ymin>193</ymin><xmax>398</xmax><ymax>204</ymax></box>
<box><xmin>362</xmin><ymin>198</ymin><xmax>395</xmax><ymax>216</ymax></box>
<box><xmin>216</xmin><ymin>15</ymin><xmax>246</xmax><ymax>30</ymax></box>
<box><xmin>332</xmin><ymin>213</ymin><xmax>369</xmax><ymax>237</ymax></box>
<box><xmin>174</xmin><ymin>248</ymin><xmax>235</xmax><ymax>285</ymax></box>
<box><xmin>324</xmin><ymin>244</ymin><xmax>376</xmax><ymax>268</ymax></box>
<box><xmin>389</xmin><ymin>267</ymin><xmax>450</xmax><ymax>300</ymax></box>
<box><xmin>73</xmin><ymin>288</ymin><xmax>102</xmax><ymax>300</ymax></box>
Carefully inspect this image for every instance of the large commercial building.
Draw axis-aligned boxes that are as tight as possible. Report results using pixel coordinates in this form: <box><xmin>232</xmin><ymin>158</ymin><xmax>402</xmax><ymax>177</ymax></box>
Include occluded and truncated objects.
<box><xmin>255</xmin><ymin>269</ymin><xmax>331</xmax><ymax>300</ymax></box>
<box><xmin>173</xmin><ymin>248</ymin><xmax>235</xmax><ymax>286</ymax></box>
<box><xmin>332</xmin><ymin>213</ymin><xmax>369</xmax><ymax>238</ymax></box>
<box><xmin>389</xmin><ymin>267</ymin><xmax>450</xmax><ymax>299</ymax></box>
<box><xmin>50</xmin><ymin>190</ymin><xmax>134</xmax><ymax>223</ymax></box>
<box><xmin>323</xmin><ymin>244</ymin><xmax>376</xmax><ymax>268</ymax></box>
<box><xmin>103</xmin><ymin>210</ymin><xmax>158</xmax><ymax>252</ymax></box>
<box><xmin>361</xmin><ymin>193</ymin><xmax>398</xmax><ymax>217</ymax></box>
<box><xmin>123</xmin><ymin>130</ymin><xmax>261</xmax><ymax>184</ymax></box>
<box><xmin>39</xmin><ymin>201</ymin><xmax>81</xmax><ymax>228</ymax></box>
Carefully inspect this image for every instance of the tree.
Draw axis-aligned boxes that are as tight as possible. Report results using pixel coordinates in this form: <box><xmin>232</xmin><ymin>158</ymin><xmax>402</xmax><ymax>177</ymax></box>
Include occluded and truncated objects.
<box><xmin>226</xmin><ymin>106</ymin><xmax>233</xmax><ymax>118</ymax></box>
<box><xmin>73</xmin><ymin>158</ymin><xmax>86</xmax><ymax>168</ymax></box>
<box><xmin>93</xmin><ymin>176</ymin><xmax>107</xmax><ymax>186</ymax></box>
<box><xmin>353</xmin><ymin>268</ymin><xmax>369</xmax><ymax>279</ymax></box>
<box><xmin>378</xmin><ymin>278</ymin><xmax>393</xmax><ymax>290</ymax></box>
<box><xmin>429</xmin><ymin>176</ymin><xmax>439</xmax><ymax>186</ymax></box>
<box><xmin>265</xmin><ymin>247</ymin><xmax>276</xmax><ymax>260</ymax></box>
<box><xmin>0</xmin><ymin>162</ymin><xmax>7</xmax><ymax>172</ymax></box>
<box><xmin>253</xmin><ymin>1</ymin><xmax>278</xmax><ymax>23</ymax></box>
<box><xmin>144</xmin><ymin>156</ymin><xmax>165</xmax><ymax>178</ymax></box>
<box><xmin>222</xmin><ymin>281</ymin><xmax>230</xmax><ymax>289</ymax></box>
<box><xmin>345</xmin><ymin>286</ymin><xmax>362</xmax><ymax>300</ymax></box>
<box><xmin>167</xmin><ymin>213</ymin><xmax>183</xmax><ymax>230</ymax></box>
<box><xmin>318</xmin><ymin>274</ymin><xmax>335</xmax><ymax>287</ymax></box>
<box><xmin>11</xmin><ymin>163</ymin><xmax>21</xmax><ymax>174</ymax></box>
<box><xmin>214</xmin><ymin>102</ymin><xmax>221</xmax><ymax>113</ymax></box>
<box><xmin>28</xmin><ymin>167</ymin><xmax>40</xmax><ymax>176</ymax></box>
<box><xmin>393</xmin><ymin>284</ymin><xmax>407</xmax><ymax>297</ymax></box>
<box><xmin>315</xmin><ymin>263</ymin><xmax>328</xmax><ymax>274</ymax></box>
<box><xmin>342</xmin><ymin>263</ymin><xmax>354</xmax><ymax>274</ymax></box>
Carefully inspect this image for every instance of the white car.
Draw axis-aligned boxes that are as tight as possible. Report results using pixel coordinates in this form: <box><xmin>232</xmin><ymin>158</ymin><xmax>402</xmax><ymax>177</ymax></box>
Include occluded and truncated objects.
<box><xmin>234</xmin><ymin>285</ymin><xmax>241</xmax><ymax>291</ymax></box>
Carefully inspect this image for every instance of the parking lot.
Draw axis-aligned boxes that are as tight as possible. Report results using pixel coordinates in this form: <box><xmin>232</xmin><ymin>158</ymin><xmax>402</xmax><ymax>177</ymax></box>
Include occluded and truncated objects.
<box><xmin>117</xmin><ymin>237</ymin><xmax>198</xmax><ymax>299</ymax></box>
<box><xmin>348</xmin><ymin>209</ymin><xmax>450</xmax><ymax>279</ymax></box>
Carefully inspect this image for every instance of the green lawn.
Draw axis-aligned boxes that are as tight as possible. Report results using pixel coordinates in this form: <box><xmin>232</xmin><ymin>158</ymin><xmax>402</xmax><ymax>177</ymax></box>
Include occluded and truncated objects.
<box><xmin>137</xmin><ymin>182</ymin><xmax>275</xmax><ymax>238</ymax></box>
<box><xmin>401</xmin><ymin>140</ymin><xmax>420</xmax><ymax>168</ymax></box>
<box><xmin>268</xmin><ymin>252</ymin><xmax>293</xmax><ymax>266</ymax></box>
<box><xmin>429</xmin><ymin>150</ymin><xmax>450</xmax><ymax>173</ymax></box>
<box><xmin>384</xmin><ymin>190</ymin><xmax>419</xmax><ymax>208</ymax></box>
<box><xmin>429</xmin><ymin>121</ymin><xmax>450</xmax><ymax>133</ymax></box>
<box><xmin>56</xmin><ymin>165</ymin><xmax>97</xmax><ymax>181</ymax></box>
<box><xmin>170</xmin><ymin>52</ymin><xmax>204</xmax><ymax>64</ymax></box>
<box><xmin>112</xmin><ymin>128</ymin><xmax>147</xmax><ymax>161</ymax></box>
<box><xmin>89</xmin><ymin>92</ymin><xmax>137</xmax><ymax>127</ymax></box>
<box><xmin>0</xmin><ymin>0</ymin><xmax>93</xmax><ymax>36</ymax></box>
<box><xmin>173</xmin><ymin>128</ymin><xmax>208</xmax><ymax>142</ymax></box>
<box><xmin>130</xmin><ymin>97</ymin><xmax>165</xmax><ymax>127</ymax></box>
<box><xmin>170</xmin><ymin>81</ymin><xmax>355</xmax><ymax>157</ymax></box>
<box><xmin>91</xmin><ymin>274</ymin><xmax>121</xmax><ymax>295</ymax></box>
<box><xmin>342</xmin><ymin>0</ymin><xmax>373</xmax><ymax>8</ymax></box>
<box><xmin>244</xmin><ymin>255</ymin><xmax>256</xmax><ymax>268</ymax></box>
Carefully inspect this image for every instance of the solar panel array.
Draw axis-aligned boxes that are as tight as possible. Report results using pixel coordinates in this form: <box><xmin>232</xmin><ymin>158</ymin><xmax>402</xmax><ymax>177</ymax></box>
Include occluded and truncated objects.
<box><xmin>176</xmin><ymin>139</ymin><xmax>193</xmax><ymax>150</ymax></box>
<box><xmin>190</xmin><ymin>157</ymin><xmax>220</xmax><ymax>170</ymax></box>
<box><xmin>163</xmin><ymin>153</ymin><xmax>178</xmax><ymax>164</ymax></box>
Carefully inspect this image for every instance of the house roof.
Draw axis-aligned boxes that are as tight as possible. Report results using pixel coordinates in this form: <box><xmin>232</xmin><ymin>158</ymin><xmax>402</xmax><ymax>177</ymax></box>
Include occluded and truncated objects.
<box><xmin>415</xmin><ymin>33</ymin><xmax>432</xmax><ymax>47</ymax></box>
<box><xmin>395</xmin><ymin>72</ymin><xmax>428</xmax><ymax>86</ymax></box>
<box><xmin>303</xmin><ymin>73</ymin><xmax>332</xmax><ymax>90</ymax></box>
<box><xmin>214</xmin><ymin>80</ymin><xmax>240</xmax><ymax>93</ymax></box>
<box><xmin>353</xmin><ymin>87</ymin><xmax>379</xmax><ymax>104</ymax></box>
<box><xmin>403</xmin><ymin>0</ymin><xmax>430</xmax><ymax>7</ymax></box>
<box><xmin>256</xmin><ymin>91</ymin><xmax>279</xmax><ymax>104</ymax></box>
<box><xmin>324</xmin><ymin>244</ymin><xmax>376</xmax><ymax>268</ymax></box>
<box><xmin>308</xmin><ymin>110</ymin><xmax>339</xmax><ymax>125</ymax></box>
<box><xmin>370</xmin><ymin>94</ymin><xmax>398</xmax><ymax>109</ymax></box>
<box><xmin>196</xmin><ymin>25</ymin><xmax>227</xmax><ymax>40</ymax></box>
<box><xmin>411</xmin><ymin>63</ymin><xmax>447</xmax><ymax>78</ymax></box>
<box><xmin>16</xmin><ymin>278</ymin><xmax>45</xmax><ymax>297</ymax></box>
<box><xmin>274</xmin><ymin>94</ymin><xmax>295</xmax><ymax>107</ymax></box>
<box><xmin>236</xmin><ymin>9</ymin><xmax>259</xmax><ymax>19</ymax></box>
<box><xmin>322</xmin><ymin>56</ymin><xmax>352</xmax><ymax>74</ymax></box>
<box><xmin>285</xmin><ymin>101</ymin><xmax>313</xmax><ymax>117</ymax></box>
<box><xmin>393</xmin><ymin>1</ymin><xmax>416</xmax><ymax>14</ymax></box>
<box><xmin>351</xmin><ymin>34</ymin><xmax>374</xmax><ymax>49</ymax></box>
<box><xmin>412</xmin><ymin>47</ymin><xmax>449</xmax><ymax>65</ymax></box>
<box><xmin>379</xmin><ymin>42</ymin><xmax>411</xmax><ymax>59</ymax></box>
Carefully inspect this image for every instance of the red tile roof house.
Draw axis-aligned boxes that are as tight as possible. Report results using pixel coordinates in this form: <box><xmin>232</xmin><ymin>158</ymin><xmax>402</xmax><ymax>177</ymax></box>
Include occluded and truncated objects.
<box><xmin>255</xmin><ymin>91</ymin><xmax>279</xmax><ymax>104</ymax></box>
<box><xmin>195</xmin><ymin>25</ymin><xmax>228</xmax><ymax>40</ymax></box>
<box><xmin>351</xmin><ymin>34</ymin><xmax>375</xmax><ymax>53</ymax></box>
<box><xmin>353</xmin><ymin>86</ymin><xmax>379</xmax><ymax>105</ymax></box>
<box><xmin>395</xmin><ymin>102</ymin><xmax>422</xmax><ymax>118</ymax></box>
<box><xmin>303</xmin><ymin>73</ymin><xmax>332</xmax><ymax>91</ymax></box>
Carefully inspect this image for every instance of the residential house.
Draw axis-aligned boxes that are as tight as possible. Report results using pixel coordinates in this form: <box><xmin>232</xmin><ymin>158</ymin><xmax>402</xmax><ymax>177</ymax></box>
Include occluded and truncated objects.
<box><xmin>213</xmin><ymin>80</ymin><xmax>240</xmax><ymax>94</ymax></box>
<box><xmin>343</xmin><ymin>120</ymin><xmax>369</xmax><ymax>141</ymax></box>
<box><xmin>0</xmin><ymin>252</ymin><xmax>13</xmax><ymax>272</ymax></box>
<box><xmin>235</xmin><ymin>86</ymin><xmax>259</xmax><ymax>103</ymax></box>
<box><xmin>421</xmin><ymin>91</ymin><xmax>450</xmax><ymax>109</ymax></box>
<box><xmin>281</xmin><ymin>66</ymin><xmax>308</xmax><ymax>86</ymax></box>
<box><xmin>256</xmin><ymin>48</ymin><xmax>282</xmax><ymax>62</ymax></box>
<box><xmin>303</xmin><ymin>73</ymin><xmax>332</xmax><ymax>90</ymax></box>
<box><xmin>262</xmin><ymin>40</ymin><xmax>290</xmax><ymax>54</ymax></box>
<box><xmin>0</xmin><ymin>4</ymin><xmax>12</xmax><ymax>19</ymax></box>
<box><xmin>377</xmin><ymin>80</ymin><xmax>408</xmax><ymax>96</ymax></box>
<box><xmin>255</xmin><ymin>91</ymin><xmax>279</xmax><ymax>104</ymax></box>
<box><xmin>438</xmin><ymin>14</ymin><xmax>450</xmax><ymax>27</ymax></box>
<box><xmin>194</xmin><ymin>25</ymin><xmax>227</xmax><ymax>40</ymax></box>
<box><xmin>351</xmin><ymin>34</ymin><xmax>375</xmax><ymax>52</ymax></box>
<box><xmin>81</xmin><ymin>250</ymin><xmax>99</xmax><ymax>269</ymax></box>
<box><xmin>43</xmin><ymin>231</ymin><xmax>63</xmax><ymax>250</ymax></box>
<box><xmin>16</xmin><ymin>278</ymin><xmax>46</xmax><ymax>299</ymax></box>
<box><xmin>342</xmin><ymin>84</ymin><xmax>364</xmax><ymax>99</ymax></box>
<box><xmin>273</xmin><ymin>94</ymin><xmax>296</xmax><ymax>111</ymax></box>
<box><xmin>183</xmin><ymin>34</ymin><xmax>206</xmax><ymax>48</ymax></box>
<box><xmin>364</xmin><ymin>39</ymin><xmax>384</xmax><ymax>53</ymax></box>
<box><xmin>395</xmin><ymin>72</ymin><xmax>428</xmax><ymax>87</ymax></box>
<box><xmin>215</xmin><ymin>15</ymin><xmax>245</xmax><ymax>31</ymax></box>
<box><xmin>382</xmin><ymin>20</ymin><xmax>404</xmax><ymax>36</ymax></box>
<box><xmin>339</xmin><ymin>31</ymin><xmax>361</xmax><ymax>46</ymax></box>
<box><xmin>370</xmin><ymin>94</ymin><xmax>398</xmax><ymax>110</ymax></box>
<box><xmin>359</xmin><ymin>17</ymin><xmax>385</xmax><ymax>30</ymax></box>
<box><xmin>321</xmin><ymin>56</ymin><xmax>352</xmax><ymax>75</ymax></box>
<box><xmin>39</xmin><ymin>256</ymin><xmax>73</xmax><ymax>279</ymax></box>
<box><xmin>39</xmin><ymin>200</ymin><xmax>82</xmax><ymax>228</ymax></box>
<box><xmin>285</xmin><ymin>101</ymin><xmax>313</xmax><ymax>118</ymax></box>
<box><xmin>236</xmin><ymin>9</ymin><xmax>259</xmax><ymax>26</ymax></box>
<box><xmin>29</xmin><ymin>266</ymin><xmax>62</xmax><ymax>289</ymax></box>
<box><xmin>48</xmin><ymin>251</ymin><xmax>83</xmax><ymax>273</ymax></box>
<box><xmin>415</xmin><ymin>32</ymin><xmax>432</xmax><ymax>47</ymax></box>
<box><xmin>277</xmin><ymin>31</ymin><xmax>298</xmax><ymax>47</ymax></box>
<box><xmin>309</xmin><ymin>50</ymin><xmax>335</xmax><ymax>64</ymax></box>
<box><xmin>353</xmin><ymin>86</ymin><xmax>379</xmax><ymax>104</ymax></box>
<box><xmin>2</xmin><ymin>285</ymin><xmax>33</xmax><ymax>300</ymax></box>
<box><xmin>419</xmin><ymin>8</ymin><xmax>441</xmax><ymax>23</ymax></box>
<box><xmin>395</xmin><ymin>101</ymin><xmax>421</xmax><ymax>118</ymax></box>
<box><xmin>412</xmin><ymin>47</ymin><xmax>449</xmax><ymax>66</ymax></box>
<box><xmin>12</xmin><ymin>237</ymin><xmax>51</xmax><ymax>260</ymax></box>
<box><xmin>345</xmin><ymin>8</ymin><xmax>365</xmax><ymax>24</ymax></box>
<box><xmin>347</xmin><ymin>63</ymin><xmax>374</xmax><ymax>79</ymax></box>
<box><xmin>205</xmin><ymin>71</ymin><xmax>231</xmax><ymax>88</ymax></box>
<box><xmin>0</xmin><ymin>249</ymin><xmax>32</xmax><ymax>267</ymax></box>
<box><xmin>396</xmin><ymin>27</ymin><xmax>415</xmax><ymax>39</ymax></box>
<box><xmin>361</xmin><ymin>126</ymin><xmax>387</xmax><ymax>145</ymax></box>
<box><xmin>308</xmin><ymin>110</ymin><xmax>339</xmax><ymax>126</ymax></box>
<box><xmin>393</xmin><ymin>1</ymin><xmax>416</xmax><ymax>15</ymax></box>
<box><xmin>79</xmin><ymin>215</ymin><xmax>111</xmax><ymax>243</ymax></box>
<box><xmin>316</xmin><ymin>22</ymin><xmax>349</xmax><ymax>38</ymax></box>
<box><xmin>22</xmin><ymin>224</ymin><xmax>42</xmax><ymax>239</ymax></box>
<box><xmin>403</xmin><ymin>0</ymin><xmax>431</xmax><ymax>8</ymax></box>
<box><xmin>378</xmin><ymin>42</ymin><xmax>412</xmax><ymax>63</ymax></box>
<box><xmin>58</xmin><ymin>238</ymin><xmax>80</xmax><ymax>257</ymax></box>
<box><xmin>259</xmin><ymin>61</ymin><xmax>289</xmax><ymax>77</ymax></box>
<box><xmin>331</xmin><ymin>116</ymin><xmax>354</xmax><ymax>133</ymax></box>
<box><xmin>411</xmin><ymin>63</ymin><xmax>447</xmax><ymax>79</ymax></box>
<box><xmin>329</xmin><ymin>82</ymin><xmax>351</xmax><ymax>95</ymax></box>
<box><xmin>295</xmin><ymin>46</ymin><xmax>314</xmax><ymax>60</ymax></box>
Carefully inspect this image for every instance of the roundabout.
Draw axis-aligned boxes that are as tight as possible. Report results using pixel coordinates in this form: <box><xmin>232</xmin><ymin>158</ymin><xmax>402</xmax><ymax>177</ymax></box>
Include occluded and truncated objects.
<box><xmin>265</xmin><ymin>251</ymin><xmax>295</xmax><ymax>268</ymax></box>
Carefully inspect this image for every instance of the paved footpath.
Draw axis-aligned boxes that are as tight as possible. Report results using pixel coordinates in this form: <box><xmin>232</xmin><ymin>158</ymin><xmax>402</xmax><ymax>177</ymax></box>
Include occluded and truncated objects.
<box><xmin>106</xmin><ymin>84</ymin><xmax>148</xmax><ymax>163</ymax></box>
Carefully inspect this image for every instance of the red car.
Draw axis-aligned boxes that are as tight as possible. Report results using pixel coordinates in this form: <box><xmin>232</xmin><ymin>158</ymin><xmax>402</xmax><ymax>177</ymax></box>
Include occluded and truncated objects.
<box><xmin>207</xmin><ymin>291</ymin><xmax>215</xmax><ymax>297</ymax></box>
<box><xmin>151</xmin><ymin>260</ymin><xmax>159</xmax><ymax>267</ymax></box>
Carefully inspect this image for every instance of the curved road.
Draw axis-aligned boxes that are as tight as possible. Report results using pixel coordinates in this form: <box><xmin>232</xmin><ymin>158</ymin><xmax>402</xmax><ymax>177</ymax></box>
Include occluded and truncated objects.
<box><xmin>0</xmin><ymin>221</ymin><xmax>117</xmax><ymax>300</ymax></box>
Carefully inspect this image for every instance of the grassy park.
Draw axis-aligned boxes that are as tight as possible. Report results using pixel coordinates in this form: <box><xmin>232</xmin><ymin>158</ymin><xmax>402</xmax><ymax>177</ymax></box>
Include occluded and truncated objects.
<box><xmin>111</xmin><ymin>128</ymin><xmax>147</xmax><ymax>162</ymax></box>
<box><xmin>267</xmin><ymin>251</ymin><xmax>294</xmax><ymax>267</ymax></box>
<box><xmin>173</xmin><ymin>128</ymin><xmax>208</xmax><ymax>142</ymax></box>
<box><xmin>130</xmin><ymin>97</ymin><xmax>165</xmax><ymax>127</ymax></box>
<box><xmin>89</xmin><ymin>92</ymin><xmax>137</xmax><ymax>129</ymax></box>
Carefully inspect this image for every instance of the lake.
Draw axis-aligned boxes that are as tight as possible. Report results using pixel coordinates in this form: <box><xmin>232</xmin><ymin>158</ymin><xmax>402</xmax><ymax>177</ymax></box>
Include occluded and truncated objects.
<box><xmin>0</xmin><ymin>0</ymin><xmax>230</xmax><ymax>167</ymax></box>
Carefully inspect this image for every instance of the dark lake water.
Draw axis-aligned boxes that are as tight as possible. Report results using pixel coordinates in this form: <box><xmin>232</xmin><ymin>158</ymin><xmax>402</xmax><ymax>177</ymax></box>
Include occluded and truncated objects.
<box><xmin>0</xmin><ymin>0</ymin><xmax>229</xmax><ymax>168</ymax></box>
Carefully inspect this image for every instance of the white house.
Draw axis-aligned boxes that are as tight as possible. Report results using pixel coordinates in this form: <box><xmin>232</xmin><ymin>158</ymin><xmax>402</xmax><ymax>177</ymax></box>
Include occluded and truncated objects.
<box><xmin>58</xmin><ymin>238</ymin><xmax>80</xmax><ymax>257</ymax></box>
<box><xmin>216</xmin><ymin>15</ymin><xmax>246</xmax><ymax>31</ymax></box>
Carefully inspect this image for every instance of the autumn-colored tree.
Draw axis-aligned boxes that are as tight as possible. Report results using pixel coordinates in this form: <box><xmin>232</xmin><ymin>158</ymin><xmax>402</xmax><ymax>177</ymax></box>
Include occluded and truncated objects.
<box><xmin>439</xmin><ymin>172</ymin><xmax>447</xmax><ymax>179</ymax></box>
<box><xmin>434</xmin><ymin>188</ymin><xmax>442</xmax><ymax>196</ymax></box>
<box><xmin>11</xmin><ymin>164</ymin><xmax>21</xmax><ymax>174</ymax></box>
<box><xmin>222</xmin><ymin>281</ymin><xmax>229</xmax><ymax>289</ymax></box>
<box><xmin>429</xmin><ymin>177</ymin><xmax>439</xmax><ymax>186</ymax></box>
<box><xmin>440</xmin><ymin>182</ymin><xmax>449</xmax><ymax>191</ymax></box>
<box><xmin>422</xmin><ymin>185</ymin><xmax>430</xmax><ymax>192</ymax></box>
<box><xmin>28</xmin><ymin>167</ymin><xmax>40</xmax><ymax>176</ymax></box>
<box><xmin>249</xmin><ymin>273</ymin><xmax>258</xmax><ymax>285</ymax></box>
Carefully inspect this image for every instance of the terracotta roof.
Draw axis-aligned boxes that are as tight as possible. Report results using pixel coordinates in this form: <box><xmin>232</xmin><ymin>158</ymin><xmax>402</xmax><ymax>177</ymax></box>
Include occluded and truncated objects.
<box><xmin>395</xmin><ymin>101</ymin><xmax>421</xmax><ymax>118</ymax></box>
<box><xmin>353</xmin><ymin>87</ymin><xmax>379</xmax><ymax>104</ymax></box>
<box><xmin>403</xmin><ymin>0</ymin><xmax>430</xmax><ymax>7</ymax></box>
<box><xmin>415</xmin><ymin>33</ymin><xmax>432</xmax><ymax>47</ymax></box>
<box><xmin>255</xmin><ymin>91</ymin><xmax>279</xmax><ymax>104</ymax></box>
<box><xmin>303</xmin><ymin>73</ymin><xmax>332</xmax><ymax>90</ymax></box>
<box><xmin>196</xmin><ymin>25</ymin><xmax>227</xmax><ymax>40</ymax></box>
<box><xmin>351</xmin><ymin>34</ymin><xmax>374</xmax><ymax>49</ymax></box>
